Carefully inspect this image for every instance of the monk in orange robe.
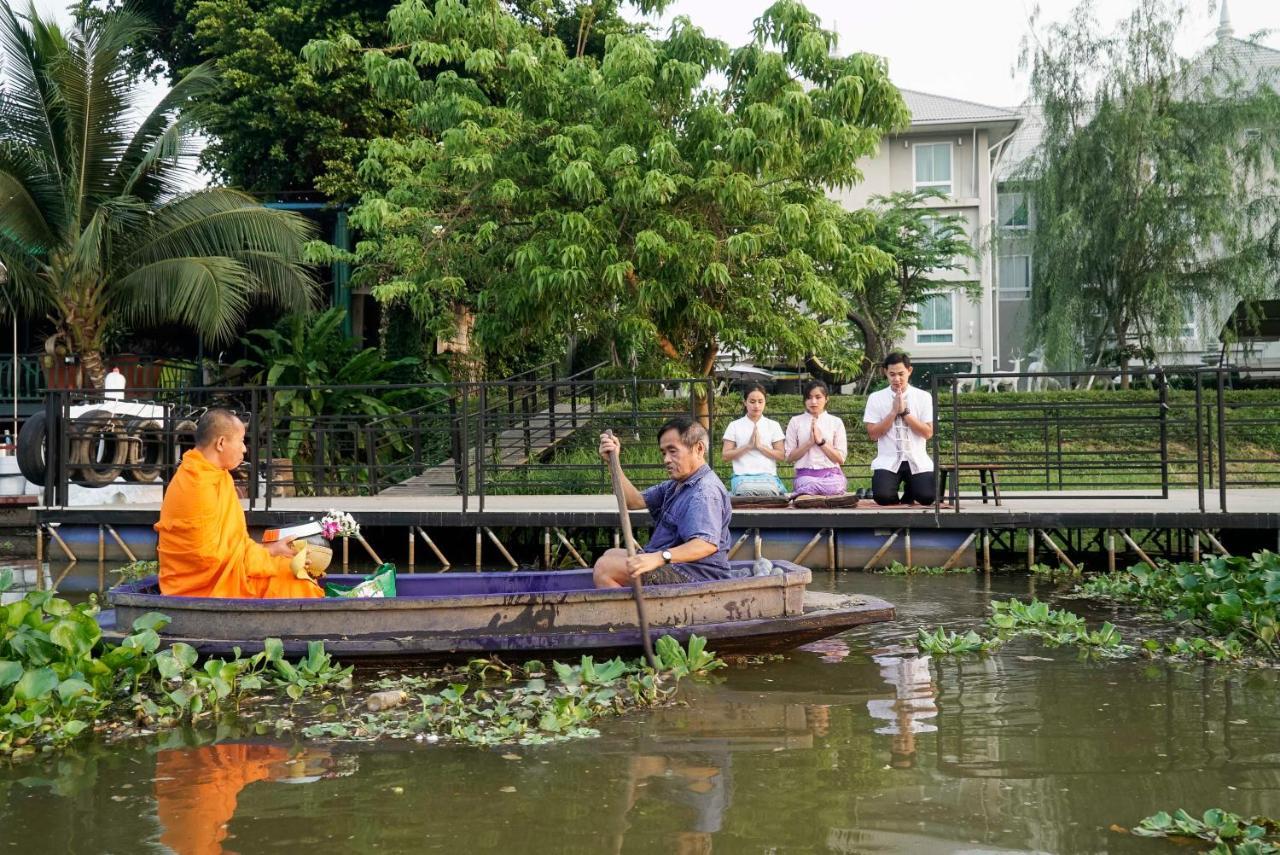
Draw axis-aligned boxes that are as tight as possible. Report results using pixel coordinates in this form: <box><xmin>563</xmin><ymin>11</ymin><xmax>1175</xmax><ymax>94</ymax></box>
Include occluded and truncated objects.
<box><xmin>155</xmin><ymin>409</ymin><xmax>323</xmax><ymax>598</ymax></box>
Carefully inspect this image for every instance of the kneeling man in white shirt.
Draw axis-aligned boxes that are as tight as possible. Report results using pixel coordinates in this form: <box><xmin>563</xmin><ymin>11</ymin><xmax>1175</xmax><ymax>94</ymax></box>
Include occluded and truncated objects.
<box><xmin>863</xmin><ymin>352</ymin><xmax>936</xmax><ymax>506</ymax></box>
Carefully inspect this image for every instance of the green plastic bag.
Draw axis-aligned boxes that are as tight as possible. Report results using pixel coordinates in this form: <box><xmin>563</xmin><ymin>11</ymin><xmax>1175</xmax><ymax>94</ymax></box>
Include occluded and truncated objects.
<box><xmin>325</xmin><ymin>563</ymin><xmax>397</xmax><ymax>598</ymax></box>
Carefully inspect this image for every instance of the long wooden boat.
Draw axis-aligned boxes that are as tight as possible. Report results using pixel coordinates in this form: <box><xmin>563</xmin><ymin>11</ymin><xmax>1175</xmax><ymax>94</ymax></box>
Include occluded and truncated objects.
<box><xmin>99</xmin><ymin>561</ymin><xmax>895</xmax><ymax>660</ymax></box>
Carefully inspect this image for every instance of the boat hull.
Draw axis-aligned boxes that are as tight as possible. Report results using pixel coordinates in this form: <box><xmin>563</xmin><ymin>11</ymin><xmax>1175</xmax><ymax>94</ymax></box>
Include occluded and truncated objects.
<box><xmin>102</xmin><ymin>562</ymin><xmax>895</xmax><ymax>660</ymax></box>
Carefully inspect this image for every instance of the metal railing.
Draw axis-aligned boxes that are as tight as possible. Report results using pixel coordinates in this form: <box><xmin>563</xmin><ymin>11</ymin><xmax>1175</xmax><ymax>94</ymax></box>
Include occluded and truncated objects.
<box><xmin>27</xmin><ymin>366</ymin><xmax>1280</xmax><ymax>513</ymax></box>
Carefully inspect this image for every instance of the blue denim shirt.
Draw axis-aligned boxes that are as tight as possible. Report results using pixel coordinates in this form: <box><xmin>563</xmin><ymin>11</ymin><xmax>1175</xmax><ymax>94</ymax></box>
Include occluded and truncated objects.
<box><xmin>641</xmin><ymin>464</ymin><xmax>732</xmax><ymax>580</ymax></box>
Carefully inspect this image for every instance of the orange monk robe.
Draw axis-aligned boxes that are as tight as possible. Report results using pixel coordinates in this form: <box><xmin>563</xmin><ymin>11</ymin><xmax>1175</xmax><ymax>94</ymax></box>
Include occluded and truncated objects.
<box><xmin>155</xmin><ymin>449</ymin><xmax>323</xmax><ymax>598</ymax></box>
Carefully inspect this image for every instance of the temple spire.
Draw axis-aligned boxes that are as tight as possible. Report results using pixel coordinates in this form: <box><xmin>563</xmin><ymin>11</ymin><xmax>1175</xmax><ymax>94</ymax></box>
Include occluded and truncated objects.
<box><xmin>1216</xmin><ymin>0</ymin><xmax>1234</xmax><ymax>41</ymax></box>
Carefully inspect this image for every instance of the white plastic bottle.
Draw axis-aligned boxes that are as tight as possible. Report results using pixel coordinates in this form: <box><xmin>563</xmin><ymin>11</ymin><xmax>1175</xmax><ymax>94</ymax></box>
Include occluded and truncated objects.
<box><xmin>104</xmin><ymin>366</ymin><xmax>126</xmax><ymax>401</ymax></box>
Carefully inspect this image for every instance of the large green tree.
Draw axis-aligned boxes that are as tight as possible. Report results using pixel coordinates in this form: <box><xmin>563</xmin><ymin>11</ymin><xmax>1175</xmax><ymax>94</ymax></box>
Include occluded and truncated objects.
<box><xmin>85</xmin><ymin>0</ymin><xmax>404</xmax><ymax>196</ymax></box>
<box><xmin>0</xmin><ymin>6</ymin><xmax>317</xmax><ymax>387</ymax></box>
<box><xmin>86</xmin><ymin>0</ymin><xmax>651</xmax><ymax>197</ymax></box>
<box><xmin>1018</xmin><ymin>0</ymin><xmax>1280</xmax><ymax>381</ymax></box>
<box><xmin>304</xmin><ymin>0</ymin><xmax>907</xmax><ymax>379</ymax></box>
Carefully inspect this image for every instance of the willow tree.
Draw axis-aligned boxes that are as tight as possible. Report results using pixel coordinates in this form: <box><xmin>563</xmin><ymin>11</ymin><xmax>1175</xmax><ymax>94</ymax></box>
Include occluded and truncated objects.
<box><xmin>0</xmin><ymin>6</ymin><xmax>317</xmax><ymax>387</ymax></box>
<box><xmin>305</xmin><ymin>0</ymin><xmax>906</xmax><ymax>379</ymax></box>
<box><xmin>1019</xmin><ymin>0</ymin><xmax>1280</xmax><ymax>381</ymax></box>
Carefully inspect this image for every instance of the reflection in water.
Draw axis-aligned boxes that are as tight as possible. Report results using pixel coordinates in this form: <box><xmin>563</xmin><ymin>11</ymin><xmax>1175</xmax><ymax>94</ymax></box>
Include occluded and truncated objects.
<box><xmin>155</xmin><ymin>744</ymin><xmax>354</xmax><ymax>855</ymax></box>
<box><xmin>866</xmin><ymin>648</ymin><xmax>938</xmax><ymax>768</ymax></box>
<box><xmin>5</xmin><ymin>574</ymin><xmax>1280</xmax><ymax>854</ymax></box>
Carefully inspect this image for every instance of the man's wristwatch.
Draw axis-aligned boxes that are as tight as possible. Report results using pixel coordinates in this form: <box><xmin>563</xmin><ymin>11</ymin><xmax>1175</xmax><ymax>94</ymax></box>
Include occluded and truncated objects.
<box><xmin>816</xmin><ymin>439</ymin><xmax>826</xmax><ymax>446</ymax></box>
<box><xmin>661</xmin><ymin>549</ymin><xmax>673</xmax><ymax>564</ymax></box>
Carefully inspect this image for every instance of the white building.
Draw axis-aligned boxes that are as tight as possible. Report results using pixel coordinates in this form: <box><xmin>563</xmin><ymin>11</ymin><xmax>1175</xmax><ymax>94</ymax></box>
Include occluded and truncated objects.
<box><xmin>834</xmin><ymin>90</ymin><xmax>1021</xmax><ymax>374</ymax></box>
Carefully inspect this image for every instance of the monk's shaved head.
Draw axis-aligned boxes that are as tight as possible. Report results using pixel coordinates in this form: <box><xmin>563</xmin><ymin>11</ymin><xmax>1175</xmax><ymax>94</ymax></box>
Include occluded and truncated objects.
<box><xmin>195</xmin><ymin>409</ymin><xmax>245</xmax><ymax>448</ymax></box>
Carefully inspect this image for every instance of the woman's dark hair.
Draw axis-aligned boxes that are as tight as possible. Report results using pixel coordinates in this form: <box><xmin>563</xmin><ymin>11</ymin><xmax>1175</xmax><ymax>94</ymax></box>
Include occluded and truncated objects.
<box><xmin>883</xmin><ymin>352</ymin><xmax>912</xmax><ymax>369</ymax></box>
<box><xmin>801</xmin><ymin>379</ymin><xmax>829</xmax><ymax>398</ymax></box>
<box><xmin>741</xmin><ymin>383</ymin><xmax>767</xmax><ymax>412</ymax></box>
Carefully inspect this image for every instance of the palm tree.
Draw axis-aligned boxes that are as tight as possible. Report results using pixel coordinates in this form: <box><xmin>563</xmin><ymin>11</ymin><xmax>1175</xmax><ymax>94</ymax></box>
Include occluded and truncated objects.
<box><xmin>0</xmin><ymin>5</ymin><xmax>316</xmax><ymax>388</ymax></box>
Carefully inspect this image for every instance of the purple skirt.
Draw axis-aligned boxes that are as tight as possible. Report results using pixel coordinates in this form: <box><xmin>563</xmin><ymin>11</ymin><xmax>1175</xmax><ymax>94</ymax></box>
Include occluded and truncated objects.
<box><xmin>793</xmin><ymin>467</ymin><xmax>847</xmax><ymax>496</ymax></box>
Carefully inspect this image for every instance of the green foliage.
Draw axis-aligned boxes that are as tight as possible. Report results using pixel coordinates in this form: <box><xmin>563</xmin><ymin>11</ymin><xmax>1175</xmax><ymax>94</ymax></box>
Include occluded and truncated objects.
<box><xmin>0</xmin><ymin>574</ymin><xmax>351</xmax><ymax>761</ymax></box>
<box><xmin>301</xmin><ymin>641</ymin><xmax>724</xmax><ymax>746</ymax></box>
<box><xmin>877</xmin><ymin>561</ymin><xmax>975</xmax><ymax>576</ymax></box>
<box><xmin>110</xmin><ymin>560</ymin><xmax>159</xmax><ymax>587</ymax></box>
<box><xmin>655</xmin><ymin>634</ymin><xmax>724</xmax><ymax>677</ymax></box>
<box><xmin>1132</xmin><ymin>808</ymin><xmax>1280</xmax><ymax>853</ymax></box>
<box><xmin>87</xmin><ymin>0</ymin><xmax>406</xmax><ymax>195</ymax></box>
<box><xmin>914</xmin><ymin>627</ymin><xmax>998</xmax><ymax>655</ymax></box>
<box><xmin>233</xmin><ymin>307</ymin><xmax>423</xmax><ymax>483</ymax></box>
<box><xmin>0</xmin><ymin>8</ymin><xmax>318</xmax><ymax>387</ymax></box>
<box><xmin>1030</xmin><ymin>562</ymin><xmax>1081</xmax><ymax>581</ymax></box>
<box><xmin>915</xmin><ymin>598</ymin><xmax>1130</xmax><ymax>657</ymax></box>
<box><xmin>843</xmin><ymin>190</ymin><xmax>979</xmax><ymax>383</ymax></box>
<box><xmin>306</xmin><ymin>0</ymin><xmax>908</xmax><ymax>375</ymax></box>
<box><xmin>1078</xmin><ymin>551</ymin><xmax>1280</xmax><ymax>657</ymax></box>
<box><xmin>1017</xmin><ymin>0</ymin><xmax>1280</xmax><ymax>374</ymax></box>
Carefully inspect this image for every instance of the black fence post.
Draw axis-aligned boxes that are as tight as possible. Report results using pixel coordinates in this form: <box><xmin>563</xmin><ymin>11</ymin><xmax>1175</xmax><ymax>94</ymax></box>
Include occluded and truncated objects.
<box><xmin>477</xmin><ymin>382</ymin><xmax>487</xmax><ymax>514</ymax></box>
<box><xmin>249</xmin><ymin>388</ymin><xmax>260</xmax><ymax>511</ymax></box>
<box><xmin>931</xmin><ymin>374</ymin><xmax>940</xmax><ymax>520</ymax></box>
<box><xmin>316</xmin><ymin>425</ymin><xmax>328</xmax><ymax>496</ymax></box>
<box><xmin>1195</xmin><ymin>370</ymin><xmax>1205</xmax><ymax>513</ymax></box>
<box><xmin>1158</xmin><ymin>370</ymin><xmax>1169</xmax><ymax>499</ymax></box>
<box><xmin>631</xmin><ymin>376</ymin><xmax>641</xmax><ymax>440</ymax></box>
<box><xmin>42</xmin><ymin>391</ymin><xmax>58</xmax><ymax>507</ymax></box>
<box><xmin>365</xmin><ymin>423</ymin><xmax>377</xmax><ymax>496</ymax></box>
<box><xmin>548</xmin><ymin>378</ymin><xmax>558</xmax><ymax>449</ymax></box>
<box><xmin>1216</xmin><ymin>368</ymin><xmax>1228</xmax><ymax>512</ymax></box>
<box><xmin>263</xmin><ymin>387</ymin><xmax>273</xmax><ymax>512</ymax></box>
<box><xmin>458</xmin><ymin>388</ymin><xmax>469</xmax><ymax>515</ymax></box>
<box><xmin>56</xmin><ymin>390</ymin><xmax>70</xmax><ymax>508</ymax></box>
<box><xmin>950</xmin><ymin>377</ymin><xmax>961</xmax><ymax>513</ymax></box>
<box><xmin>706</xmin><ymin>378</ymin><xmax>716</xmax><ymax>467</ymax></box>
<box><xmin>521</xmin><ymin>387</ymin><xmax>532</xmax><ymax>459</ymax></box>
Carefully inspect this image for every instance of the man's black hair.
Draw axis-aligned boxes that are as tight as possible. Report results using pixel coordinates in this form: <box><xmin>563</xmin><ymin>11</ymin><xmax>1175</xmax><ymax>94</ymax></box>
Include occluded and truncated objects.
<box><xmin>883</xmin><ymin>352</ymin><xmax>912</xmax><ymax>369</ymax></box>
<box><xmin>656</xmin><ymin>415</ymin><xmax>709</xmax><ymax>449</ymax></box>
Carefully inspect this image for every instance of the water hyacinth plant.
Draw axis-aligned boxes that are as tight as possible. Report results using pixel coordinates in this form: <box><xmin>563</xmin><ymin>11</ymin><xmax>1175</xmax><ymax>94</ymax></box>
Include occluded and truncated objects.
<box><xmin>1131</xmin><ymin>808</ymin><xmax>1280</xmax><ymax>854</ymax></box>
<box><xmin>301</xmin><ymin>638</ymin><xmax>725</xmax><ymax>747</ymax></box>
<box><xmin>0</xmin><ymin>569</ymin><xmax>351</xmax><ymax>761</ymax></box>
<box><xmin>913</xmin><ymin>598</ymin><xmax>1130</xmax><ymax>658</ymax></box>
<box><xmin>1078</xmin><ymin>551</ymin><xmax>1280</xmax><ymax>658</ymax></box>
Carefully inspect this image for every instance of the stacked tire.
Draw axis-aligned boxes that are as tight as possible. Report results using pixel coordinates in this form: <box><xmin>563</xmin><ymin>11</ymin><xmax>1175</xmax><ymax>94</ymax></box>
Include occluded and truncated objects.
<box><xmin>15</xmin><ymin>411</ymin><xmax>196</xmax><ymax>487</ymax></box>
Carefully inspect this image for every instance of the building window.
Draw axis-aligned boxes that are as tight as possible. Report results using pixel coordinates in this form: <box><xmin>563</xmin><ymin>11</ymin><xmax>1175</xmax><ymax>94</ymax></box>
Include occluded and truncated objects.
<box><xmin>915</xmin><ymin>293</ymin><xmax>955</xmax><ymax>344</ymax></box>
<box><xmin>1180</xmin><ymin>305</ymin><xmax>1198</xmax><ymax>340</ymax></box>
<box><xmin>914</xmin><ymin>143</ymin><xmax>952</xmax><ymax>195</ymax></box>
<box><xmin>999</xmin><ymin>192</ymin><xmax>1029</xmax><ymax>229</ymax></box>
<box><xmin>998</xmin><ymin>255</ymin><xmax>1031</xmax><ymax>300</ymax></box>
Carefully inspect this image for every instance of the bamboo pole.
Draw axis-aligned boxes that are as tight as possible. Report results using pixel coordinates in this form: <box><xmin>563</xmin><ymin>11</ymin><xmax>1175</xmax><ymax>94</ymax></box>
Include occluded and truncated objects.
<box><xmin>862</xmin><ymin>529</ymin><xmax>901</xmax><ymax>572</ymax></box>
<box><xmin>1036</xmin><ymin>529</ymin><xmax>1079</xmax><ymax>575</ymax></box>
<box><xmin>416</xmin><ymin>527</ymin><xmax>450</xmax><ymax>570</ymax></box>
<box><xmin>940</xmin><ymin>531</ymin><xmax>979</xmax><ymax>571</ymax></box>
<box><xmin>104</xmin><ymin>524</ymin><xmax>137</xmax><ymax>563</ymax></box>
<box><xmin>792</xmin><ymin>529</ymin><xmax>826</xmax><ymax>566</ymax></box>
<box><xmin>554</xmin><ymin>528</ymin><xmax>589</xmax><ymax>569</ymax></box>
<box><xmin>1118</xmin><ymin>529</ymin><xmax>1159</xmax><ymax>570</ymax></box>
<box><xmin>484</xmin><ymin>527</ymin><xmax>519</xmax><ymax>570</ymax></box>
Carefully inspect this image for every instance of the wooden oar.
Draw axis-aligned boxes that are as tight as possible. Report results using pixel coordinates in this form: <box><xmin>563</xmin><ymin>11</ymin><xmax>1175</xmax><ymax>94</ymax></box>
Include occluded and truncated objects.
<box><xmin>603</xmin><ymin>430</ymin><xmax>658</xmax><ymax>669</ymax></box>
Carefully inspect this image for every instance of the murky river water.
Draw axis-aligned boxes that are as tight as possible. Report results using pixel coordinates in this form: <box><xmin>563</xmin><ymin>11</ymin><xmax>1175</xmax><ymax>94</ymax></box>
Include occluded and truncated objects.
<box><xmin>3</xmin><ymin>571</ymin><xmax>1280</xmax><ymax>854</ymax></box>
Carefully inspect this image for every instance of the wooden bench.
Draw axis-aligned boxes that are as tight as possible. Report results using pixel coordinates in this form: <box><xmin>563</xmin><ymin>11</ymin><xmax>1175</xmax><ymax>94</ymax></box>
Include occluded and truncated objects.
<box><xmin>937</xmin><ymin>463</ymin><xmax>1004</xmax><ymax>506</ymax></box>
